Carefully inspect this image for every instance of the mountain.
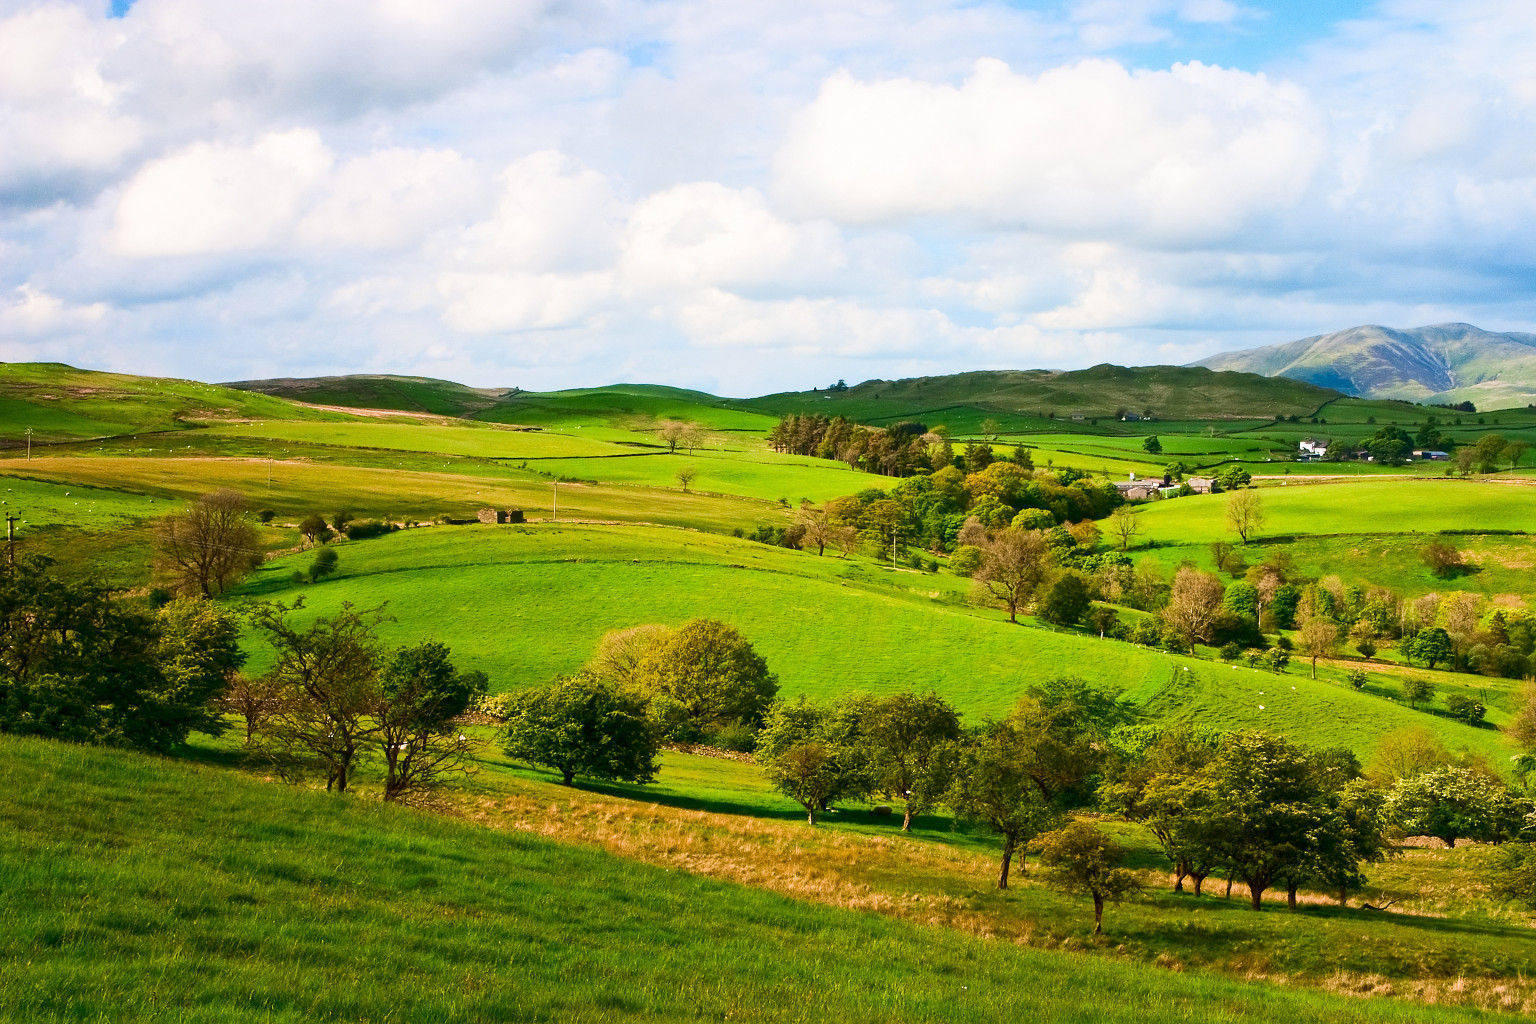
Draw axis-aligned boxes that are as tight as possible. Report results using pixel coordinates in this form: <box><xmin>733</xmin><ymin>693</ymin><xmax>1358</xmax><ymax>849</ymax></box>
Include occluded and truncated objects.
<box><xmin>1193</xmin><ymin>323</ymin><xmax>1536</xmax><ymax>409</ymax></box>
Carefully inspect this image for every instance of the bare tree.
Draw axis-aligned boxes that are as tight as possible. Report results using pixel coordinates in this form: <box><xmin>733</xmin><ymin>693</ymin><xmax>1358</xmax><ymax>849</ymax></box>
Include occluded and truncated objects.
<box><xmin>1162</xmin><ymin>566</ymin><xmax>1226</xmax><ymax>645</ymax></box>
<box><xmin>834</xmin><ymin>524</ymin><xmax>860</xmax><ymax>558</ymax></box>
<box><xmin>224</xmin><ymin>673</ymin><xmax>284</xmax><ymax>746</ymax></box>
<box><xmin>974</xmin><ymin>528</ymin><xmax>1051</xmax><ymax>623</ymax></box>
<box><xmin>1225</xmin><ymin>488</ymin><xmax>1265</xmax><ymax>544</ymax></box>
<box><xmin>1107</xmin><ymin>505</ymin><xmax>1142</xmax><ymax>551</ymax></box>
<box><xmin>675</xmin><ymin>464</ymin><xmax>699</xmax><ymax>492</ymax></box>
<box><xmin>155</xmin><ymin>488</ymin><xmax>262</xmax><ymax>597</ymax></box>
<box><xmin>797</xmin><ymin>503</ymin><xmax>834</xmax><ymax>556</ymax></box>
<box><xmin>658</xmin><ymin>420</ymin><xmax>687</xmax><ymax>453</ymax></box>
<box><xmin>1297</xmin><ymin>616</ymin><xmax>1339</xmax><ymax>679</ymax></box>
<box><xmin>680</xmin><ymin>423</ymin><xmax>706</xmax><ymax>454</ymax></box>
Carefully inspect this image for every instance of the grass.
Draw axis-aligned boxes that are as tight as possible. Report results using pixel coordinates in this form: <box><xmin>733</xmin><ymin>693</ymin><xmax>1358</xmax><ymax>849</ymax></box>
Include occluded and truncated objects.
<box><xmin>226</xmin><ymin>525</ymin><xmax>1513</xmax><ymax>762</ymax></box>
<box><xmin>1136</xmin><ymin>479</ymin><xmax>1536</xmax><ymax>545</ymax></box>
<box><xmin>10</xmin><ymin>735</ymin><xmax>1511</xmax><ymax>1024</ymax></box>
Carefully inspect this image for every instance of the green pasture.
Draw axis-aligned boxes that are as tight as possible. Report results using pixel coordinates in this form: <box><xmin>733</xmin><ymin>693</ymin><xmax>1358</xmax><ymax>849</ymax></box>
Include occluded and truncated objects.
<box><xmin>1136</xmin><ymin>479</ymin><xmax>1536</xmax><ymax>544</ymax></box>
<box><xmin>3</xmin><ymin>736</ymin><xmax>1499</xmax><ymax>1024</ymax></box>
<box><xmin>0</xmin><ymin>475</ymin><xmax>171</xmax><ymax>532</ymax></box>
<box><xmin>227</xmin><ymin>525</ymin><xmax>1510</xmax><ymax>761</ymax></box>
<box><xmin>202</xmin><ymin>420</ymin><xmax>638</xmax><ymax>459</ymax></box>
<box><xmin>481</xmin><ymin>385</ymin><xmax>778</xmax><ymax>433</ymax></box>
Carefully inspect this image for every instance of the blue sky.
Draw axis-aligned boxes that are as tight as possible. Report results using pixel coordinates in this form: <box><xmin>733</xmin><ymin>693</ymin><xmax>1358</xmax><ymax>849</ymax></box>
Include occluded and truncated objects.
<box><xmin>1</xmin><ymin>0</ymin><xmax>1534</xmax><ymax>394</ymax></box>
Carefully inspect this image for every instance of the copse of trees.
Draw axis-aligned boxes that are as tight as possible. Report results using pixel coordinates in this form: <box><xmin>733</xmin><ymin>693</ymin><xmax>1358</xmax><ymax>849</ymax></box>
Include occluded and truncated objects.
<box><xmin>0</xmin><ymin>558</ymin><xmax>244</xmax><ymax>752</ymax></box>
<box><xmin>501</xmin><ymin>674</ymin><xmax>658</xmax><ymax>787</ymax></box>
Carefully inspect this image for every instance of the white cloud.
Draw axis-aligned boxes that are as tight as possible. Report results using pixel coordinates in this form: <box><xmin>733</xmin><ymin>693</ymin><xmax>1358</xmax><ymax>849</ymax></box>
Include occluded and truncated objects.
<box><xmin>776</xmin><ymin>57</ymin><xmax>1324</xmax><ymax>245</ymax></box>
<box><xmin>0</xmin><ymin>284</ymin><xmax>108</xmax><ymax>335</ymax></box>
<box><xmin>297</xmin><ymin>148</ymin><xmax>488</xmax><ymax>252</ymax></box>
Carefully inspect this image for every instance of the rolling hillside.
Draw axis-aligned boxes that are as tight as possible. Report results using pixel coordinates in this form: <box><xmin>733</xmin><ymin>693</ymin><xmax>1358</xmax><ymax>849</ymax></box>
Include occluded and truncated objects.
<box><xmin>1194</xmin><ymin>323</ymin><xmax>1536</xmax><ymax>410</ymax></box>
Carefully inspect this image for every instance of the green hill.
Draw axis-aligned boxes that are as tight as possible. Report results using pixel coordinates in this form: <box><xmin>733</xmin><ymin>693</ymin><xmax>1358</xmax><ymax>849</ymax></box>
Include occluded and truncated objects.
<box><xmin>0</xmin><ymin>736</ymin><xmax>1494</xmax><ymax>1023</ymax></box>
<box><xmin>1194</xmin><ymin>323</ymin><xmax>1536</xmax><ymax>410</ymax></box>
<box><xmin>225</xmin><ymin>373</ymin><xmax>516</xmax><ymax>417</ymax></box>
<box><xmin>743</xmin><ymin>365</ymin><xmax>1338</xmax><ymax>428</ymax></box>
<box><xmin>0</xmin><ymin>362</ymin><xmax>335</xmax><ymax>447</ymax></box>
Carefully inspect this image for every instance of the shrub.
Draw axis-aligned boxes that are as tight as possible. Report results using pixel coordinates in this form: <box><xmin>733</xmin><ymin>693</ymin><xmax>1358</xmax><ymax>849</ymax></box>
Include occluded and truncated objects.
<box><xmin>1401</xmin><ymin>677</ymin><xmax>1435</xmax><ymax>709</ymax></box>
<box><xmin>1422</xmin><ymin>539</ymin><xmax>1465</xmax><ymax>578</ymax></box>
<box><xmin>1265</xmin><ymin>648</ymin><xmax>1290</xmax><ymax>672</ymax></box>
<box><xmin>709</xmin><ymin>722</ymin><xmax>758</xmax><ymax>753</ymax></box>
<box><xmin>1445</xmin><ymin>693</ymin><xmax>1487</xmax><ymax>725</ymax></box>
<box><xmin>1131</xmin><ymin>619</ymin><xmax>1162</xmax><ymax>646</ymax></box>
<box><xmin>147</xmin><ymin>587</ymin><xmax>173</xmax><ymax>608</ymax></box>
<box><xmin>331</xmin><ymin>510</ymin><xmax>354</xmax><ymax>533</ymax></box>
<box><xmin>257</xmin><ymin>508</ymin><xmax>276</xmax><ymax>523</ymax></box>
<box><xmin>307</xmin><ymin>546</ymin><xmax>339</xmax><ymax>584</ymax></box>
<box><xmin>1220</xmin><ymin>641</ymin><xmax>1243</xmax><ymax>662</ymax></box>
<box><xmin>1494</xmin><ymin>844</ymin><xmax>1536</xmax><ymax>909</ymax></box>
<box><xmin>345</xmin><ymin>519</ymin><xmax>395</xmax><ymax>541</ymax></box>
<box><xmin>1347</xmin><ymin>669</ymin><xmax>1369</xmax><ymax>691</ymax></box>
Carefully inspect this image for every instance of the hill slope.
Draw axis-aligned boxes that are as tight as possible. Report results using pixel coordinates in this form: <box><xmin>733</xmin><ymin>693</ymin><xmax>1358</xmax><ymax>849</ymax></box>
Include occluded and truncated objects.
<box><xmin>4</xmin><ymin>735</ymin><xmax>1484</xmax><ymax>1024</ymax></box>
<box><xmin>743</xmin><ymin>365</ymin><xmax>1337</xmax><ymax>426</ymax></box>
<box><xmin>224</xmin><ymin>373</ymin><xmax>514</xmax><ymax>417</ymax></box>
<box><xmin>1193</xmin><ymin>323</ymin><xmax>1536</xmax><ymax>409</ymax></box>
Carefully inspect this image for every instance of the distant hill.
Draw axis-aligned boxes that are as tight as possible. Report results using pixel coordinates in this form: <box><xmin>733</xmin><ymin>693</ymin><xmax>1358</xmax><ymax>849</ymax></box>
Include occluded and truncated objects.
<box><xmin>742</xmin><ymin>365</ymin><xmax>1337</xmax><ymax>427</ymax></box>
<box><xmin>0</xmin><ymin>362</ymin><xmax>330</xmax><ymax>445</ymax></box>
<box><xmin>1193</xmin><ymin>323</ymin><xmax>1536</xmax><ymax>410</ymax></box>
<box><xmin>225</xmin><ymin>374</ymin><xmax>515</xmax><ymax>418</ymax></box>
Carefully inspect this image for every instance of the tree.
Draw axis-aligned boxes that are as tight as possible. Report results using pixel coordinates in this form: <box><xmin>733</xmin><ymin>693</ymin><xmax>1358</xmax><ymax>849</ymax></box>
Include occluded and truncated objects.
<box><xmin>861</xmin><ymin>692</ymin><xmax>962</xmax><ymax>831</ymax></box>
<box><xmin>1445</xmin><ymin>692</ymin><xmax>1486</xmax><ymax>725</ymax></box>
<box><xmin>501</xmin><ymin>674</ymin><xmax>658</xmax><ymax>787</ymax></box>
<box><xmin>247</xmin><ymin>600</ymin><xmax>386</xmax><ymax>793</ymax></box>
<box><xmin>1509</xmin><ymin>682</ymin><xmax>1536</xmax><ymax>751</ymax></box>
<box><xmin>155</xmin><ymin>488</ymin><xmax>262</xmax><ymax>597</ymax></box>
<box><xmin>632</xmin><ymin>619</ymin><xmax>779</xmax><ymax>729</ymax></box>
<box><xmin>1297</xmin><ymin>616</ymin><xmax>1339</xmax><ymax>679</ymax></box>
<box><xmin>1421</xmin><ymin>540</ymin><xmax>1464</xmax><ymax>578</ymax></box>
<box><xmin>331</xmin><ymin>510</ymin><xmax>354</xmax><ymax>533</ymax></box>
<box><xmin>586</xmin><ymin>624</ymin><xmax>673</xmax><ymax>687</ymax></box>
<box><xmin>949</xmin><ymin>722</ymin><xmax>1061</xmax><ymax>888</ymax></box>
<box><xmin>1211</xmin><ymin>540</ymin><xmax>1246</xmax><ymax>578</ymax></box>
<box><xmin>1506</xmin><ymin>440</ymin><xmax>1532</xmax><ymax>470</ymax></box>
<box><xmin>1385</xmin><ymin>766</ymin><xmax>1512</xmax><ymax>848</ymax></box>
<box><xmin>1225</xmin><ymin>489</ymin><xmax>1264</xmax><ymax>544</ymax></box>
<box><xmin>1107</xmin><ymin>505</ymin><xmax>1142</xmax><ymax>551</ymax></box>
<box><xmin>1475</xmin><ymin>433</ymin><xmax>1508</xmax><ymax>473</ymax></box>
<box><xmin>758</xmin><ymin>695</ymin><xmax>871</xmax><ymax>824</ymax></box>
<box><xmin>1038</xmin><ymin>572</ymin><xmax>1091</xmax><ymax>627</ymax></box>
<box><xmin>1493</xmin><ymin>844</ymin><xmax>1536</xmax><ymax>909</ymax></box>
<box><xmin>1039</xmin><ymin>821</ymin><xmax>1143</xmax><ymax>933</ymax></box>
<box><xmin>1408</xmin><ymin>628</ymin><xmax>1452</xmax><ymax>670</ymax></box>
<box><xmin>1143</xmin><ymin>435</ymin><xmax>1162</xmax><ymax>455</ymax></box>
<box><xmin>1162</xmin><ymin>567</ymin><xmax>1226</xmax><ymax>646</ymax></box>
<box><xmin>307</xmin><ymin>546</ymin><xmax>338</xmax><ymax>583</ymax></box>
<box><xmin>1102</xmin><ymin>724</ymin><xmax>1220</xmax><ymax>894</ymax></box>
<box><xmin>375</xmin><ymin>642</ymin><xmax>487</xmax><ymax>801</ymax></box>
<box><xmin>298</xmin><ymin>513</ymin><xmax>330</xmax><ymax>547</ymax></box>
<box><xmin>1366</xmin><ymin>726</ymin><xmax>1451</xmax><ymax>785</ymax></box>
<box><xmin>658</xmin><ymin>420</ymin><xmax>687</xmax><ymax>453</ymax></box>
<box><xmin>675</xmin><ymin>465</ymin><xmax>698</xmax><ymax>493</ymax></box>
<box><xmin>680</xmin><ymin>423</ymin><xmax>706</xmax><ymax>454</ymax></box>
<box><xmin>974</xmin><ymin>528</ymin><xmax>1051</xmax><ymax>623</ymax></box>
<box><xmin>224</xmin><ymin>672</ymin><xmax>282</xmax><ymax>746</ymax></box>
<box><xmin>796</xmin><ymin>504</ymin><xmax>833</xmax><ymax>556</ymax></box>
<box><xmin>0</xmin><ymin>558</ymin><xmax>233</xmax><ymax>753</ymax></box>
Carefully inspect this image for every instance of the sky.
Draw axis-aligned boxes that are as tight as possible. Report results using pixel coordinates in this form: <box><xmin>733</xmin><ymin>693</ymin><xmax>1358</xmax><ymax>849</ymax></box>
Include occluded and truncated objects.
<box><xmin>1</xmin><ymin>0</ymin><xmax>1534</xmax><ymax>395</ymax></box>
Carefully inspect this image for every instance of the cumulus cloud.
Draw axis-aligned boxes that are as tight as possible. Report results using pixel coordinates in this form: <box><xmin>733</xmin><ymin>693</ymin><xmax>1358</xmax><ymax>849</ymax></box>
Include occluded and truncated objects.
<box><xmin>775</xmin><ymin>57</ymin><xmax>1324</xmax><ymax>244</ymax></box>
<box><xmin>0</xmin><ymin>284</ymin><xmax>107</xmax><ymax>335</ymax></box>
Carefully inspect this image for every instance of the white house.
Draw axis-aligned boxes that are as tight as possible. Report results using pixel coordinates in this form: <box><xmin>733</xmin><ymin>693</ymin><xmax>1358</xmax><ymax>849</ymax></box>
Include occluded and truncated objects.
<box><xmin>1298</xmin><ymin>439</ymin><xmax>1327</xmax><ymax>456</ymax></box>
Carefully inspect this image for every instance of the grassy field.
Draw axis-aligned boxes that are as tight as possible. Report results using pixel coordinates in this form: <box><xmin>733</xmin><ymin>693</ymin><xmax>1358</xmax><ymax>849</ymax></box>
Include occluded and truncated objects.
<box><xmin>226</xmin><ymin>525</ymin><xmax>1513</xmax><ymax>762</ymax></box>
<box><xmin>8</xmin><ymin>735</ymin><xmax>1511</xmax><ymax>1024</ymax></box>
<box><xmin>1137</xmin><ymin>479</ymin><xmax>1536</xmax><ymax>544</ymax></box>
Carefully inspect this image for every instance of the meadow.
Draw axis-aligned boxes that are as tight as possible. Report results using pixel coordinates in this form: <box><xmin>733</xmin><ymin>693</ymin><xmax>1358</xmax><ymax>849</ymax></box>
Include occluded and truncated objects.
<box><xmin>5</xmin><ymin>735</ymin><xmax>1509</xmax><ymax>1024</ymax></box>
<box><xmin>229</xmin><ymin>524</ymin><xmax>1514</xmax><ymax>762</ymax></box>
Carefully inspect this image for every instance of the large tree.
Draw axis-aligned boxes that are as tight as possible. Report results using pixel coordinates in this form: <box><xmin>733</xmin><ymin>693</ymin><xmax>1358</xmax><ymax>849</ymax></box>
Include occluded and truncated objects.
<box><xmin>860</xmin><ymin>691</ymin><xmax>962</xmax><ymax>831</ymax></box>
<box><xmin>949</xmin><ymin>721</ymin><xmax>1061</xmax><ymax>888</ymax></box>
<box><xmin>375</xmin><ymin>642</ymin><xmax>487</xmax><ymax>801</ymax></box>
<box><xmin>974</xmin><ymin>527</ymin><xmax>1051</xmax><ymax>623</ymax></box>
<box><xmin>247</xmin><ymin>600</ymin><xmax>386</xmax><ymax>793</ymax></box>
<box><xmin>156</xmin><ymin>488</ymin><xmax>262</xmax><ymax>597</ymax></box>
<box><xmin>1385</xmin><ymin>766</ymin><xmax>1514</xmax><ymax>848</ymax></box>
<box><xmin>1039</xmin><ymin>821</ymin><xmax>1142</xmax><ymax>934</ymax></box>
<box><xmin>1296</xmin><ymin>615</ymin><xmax>1339</xmax><ymax>679</ymax></box>
<box><xmin>1162</xmin><ymin>567</ymin><xmax>1226</xmax><ymax>646</ymax></box>
<box><xmin>1106</xmin><ymin>505</ymin><xmax>1143</xmax><ymax>552</ymax></box>
<box><xmin>757</xmin><ymin>695</ymin><xmax>871</xmax><ymax>824</ymax></box>
<box><xmin>501</xmin><ymin>674</ymin><xmax>658</xmax><ymax>787</ymax></box>
<box><xmin>633</xmin><ymin>619</ymin><xmax>778</xmax><ymax>729</ymax></box>
<box><xmin>1225</xmin><ymin>489</ymin><xmax>1265</xmax><ymax>544</ymax></box>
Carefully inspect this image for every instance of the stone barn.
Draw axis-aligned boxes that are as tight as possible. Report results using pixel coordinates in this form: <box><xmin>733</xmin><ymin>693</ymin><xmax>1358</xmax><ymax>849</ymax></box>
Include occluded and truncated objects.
<box><xmin>477</xmin><ymin>508</ymin><xmax>526</xmax><ymax>524</ymax></box>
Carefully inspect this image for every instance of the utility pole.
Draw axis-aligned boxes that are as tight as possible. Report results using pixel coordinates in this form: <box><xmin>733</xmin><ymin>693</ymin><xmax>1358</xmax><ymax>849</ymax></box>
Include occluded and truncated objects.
<box><xmin>551</xmin><ymin>480</ymin><xmax>558</xmax><ymax>522</ymax></box>
<box><xmin>5</xmin><ymin>513</ymin><xmax>17</xmax><ymax>566</ymax></box>
<box><xmin>268</xmin><ymin>456</ymin><xmax>273</xmax><ymax>492</ymax></box>
<box><xmin>24</xmin><ymin>428</ymin><xmax>32</xmax><ymax>461</ymax></box>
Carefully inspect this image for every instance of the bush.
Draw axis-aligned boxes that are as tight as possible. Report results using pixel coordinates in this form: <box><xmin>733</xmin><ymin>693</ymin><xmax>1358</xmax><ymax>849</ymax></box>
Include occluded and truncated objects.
<box><xmin>1273</xmin><ymin>635</ymin><xmax>1292</xmax><ymax>652</ymax></box>
<box><xmin>147</xmin><ymin>587</ymin><xmax>173</xmax><ymax>608</ymax></box>
<box><xmin>331</xmin><ymin>510</ymin><xmax>355</xmax><ymax>533</ymax></box>
<box><xmin>1445</xmin><ymin>693</ymin><xmax>1487</xmax><ymax>725</ymax></box>
<box><xmin>257</xmin><ymin>508</ymin><xmax>276</xmax><ymax>523</ymax></box>
<box><xmin>345</xmin><ymin>519</ymin><xmax>395</xmax><ymax>541</ymax></box>
<box><xmin>1347</xmin><ymin>669</ymin><xmax>1369</xmax><ymax>691</ymax></box>
<box><xmin>949</xmin><ymin>545</ymin><xmax>983</xmax><ymax>577</ymax></box>
<box><xmin>307</xmin><ymin>546</ymin><xmax>339</xmax><ymax>584</ymax></box>
<box><xmin>1219</xmin><ymin>641</ymin><xmax>1243</xmax><ymax>662</ymax></box>
<box><xmin>1422</xmin><ymin>539</ymin><xmax>1465</xmax><ymax>578</ymax></box>
<box><xmin>1131</xmin><ymin>619</ymin><xmax>1162</xmax><ymax>646</ymax></box>
<box><xmin>1265</xmin><ymin>648</ymin><xmax>1290</xmax><ymax>672</ymax></box>
<box><xmin>709</xmin><ymin>722</ymin><xmax>758</xmax><ymax>753</ymax></box>
<box><xmin>1038</xmin><ymin>573</ymin><xmax>1091</xmax><ymax>627</ymax></box>
<box><xmin>1494</xmin><ymin>844</ymin><xmax>1536</xmax><ymax>909</ymax></box>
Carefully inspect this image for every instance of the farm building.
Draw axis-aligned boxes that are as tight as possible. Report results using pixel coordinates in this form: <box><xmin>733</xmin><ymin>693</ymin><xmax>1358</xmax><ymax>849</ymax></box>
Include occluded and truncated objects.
<box><xmin>477</xmin><ymin>508</ymin><xmax>525</xmax><ymax>524</ymax></box>
<box><xmin>1298</xmin><ymin>439</ymin><xmax>1327</xmax><ymax>457</ymax></box>
<box><xmin>1114</xmin><ymin>474</ymin><xmax>1159</xmax><ymax>501</ymax></box>
<box><xmin>1413</xmin><ymin>449</ymin><xmax>1450</xmax><ymax>461</ymax></box>
<box><xmin>1186</xmin><ymin>477</ymin><xmax>1215</xmax><ymax>494</ymax></box>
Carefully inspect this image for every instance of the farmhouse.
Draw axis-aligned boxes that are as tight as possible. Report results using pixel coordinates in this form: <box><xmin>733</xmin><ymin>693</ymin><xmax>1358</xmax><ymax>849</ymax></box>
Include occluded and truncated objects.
<box><xmin>1297</xmin><ymin>439</ymin><xmax>1327</xmax><ymax>460</ymax></box>
<box><xmin>1414</xmin><ymin>449</ymin><xmax>1450</xmax><ymax>461</ymax></box>
<box><xmin>1186</xmin><ymin>476</ymin><xmax>1215</xmax><ymax>494</ymax></box>
<box><xmin>1114</xmin><ymin>473</ymin><xmax>1159</xmax><ymax>501</ymax></box>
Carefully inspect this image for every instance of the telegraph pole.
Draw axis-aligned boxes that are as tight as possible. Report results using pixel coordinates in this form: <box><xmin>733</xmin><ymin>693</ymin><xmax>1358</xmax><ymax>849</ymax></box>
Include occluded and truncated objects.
<box><xmin>551</xmin><ymin>481</ymin><xmax>558</xmax><ymax>522</ymax></box>
<box><xmin>6</xmin><ymin>513</ymin><xmax>17</xmax><ymax>566</ymax></box>
<box><xmin>24</xmin><ymin>428</ymin><xmax>32</xmax><ymax>461</ymax></box>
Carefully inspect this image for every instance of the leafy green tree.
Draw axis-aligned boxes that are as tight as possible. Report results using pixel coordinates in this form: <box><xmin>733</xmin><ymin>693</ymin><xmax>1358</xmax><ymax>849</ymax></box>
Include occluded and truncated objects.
<box><xmin>633</xmin><ymin>619</ymin><xmax>778</xmax><ymax>729</ymax></box>
<box><xmin>248</xmin><ymin>600</ymin><xmax>385</xmax><ymax>793</ymax></box>
<box><xmin>0</xmin><ymin>559</ymin><xmax>233</xmax><ymax>753</ymax></box>
<box><xmin>949</xmin><ymin>721</ymin><xmax>1061</xmax><ymax>888</ymax></box>
<box><xmin>963</xmin><ymin>441</ymin><xmax>995</xmax><ymax>472</ymax></box>
<box><xmin>1474</xmin><ymin>433</ymin><xmax>1508</xmax><ymax>473</ymax></box>
<box><xmin>1401</xmin><ymin>676</ymin><xmax>1435</xmax><ymax>708</ymax></box>
<box><xmin>1305</xmin><ymin>779</ymin><xmax>1390</xmax><ymax>906</ymax></box>
<box><xmin>860</xmin><ymin>692</ymin><xmax>962</xmax><ymax>831</ymax></box>
<box><xmin>974</xmin><ymin>527</ymin><xmax>1051</xmax><ymax>623</ymax></box>
<box><xmin>307</xmin><ymin>546</ymin><xmax>339</xmax><ymax>583</ymax></box>
<box><xmin>1038</xmin><ymin>572</ymin><xmax>1091</xmax><ymax>627</ymax></box>
<box><xmin>375</xmin><ymin>642</ymin><xmax>487</xmax><ymax>801</ymax></box>
<box><xmin>1445</xmin><ymin>693</ymin><xmax>1486</xmax><ymax>725</ymax></box>
<box><xmin>1408</xmin><ymin>629</ymin><xmax>1453</xmax><ymax>670</ymax></box>
<box><xmin>758</xmin><ymin>695</ymin><xmax>871</xmax><ymax>823</ymax></box>
<box><xmin>299</xmin><ymin>513</ymin><xmax>330</xmax><ymax>546</ymax></box>
<box><xmin>1385</xmin><ymin>766</ymin><xmax>1512</xmax><ymax>848</ymax></box>
<box><xmin>1102</xmin><ymin>724</ymin><xmax>1220</xmax><ymax>894</ymax></box>
<box><xmin>1039</xmin><ymin>821</ymin><xmax>1143</xmax><ymax>933</ymax></box>
<box><xmin>501</xmin><ymin>674</ymin><xmax>658</xmax><ymax>787</ymax></box>
<box><xmin>1493</xmin><ymin>844</ymin><xmax>1536</xmax><ymax>909</ymax></box>
<box><xmin>1142</xmin><ymin>435</ymin><xmax>1162</xmax><ymax>455</ymax></box>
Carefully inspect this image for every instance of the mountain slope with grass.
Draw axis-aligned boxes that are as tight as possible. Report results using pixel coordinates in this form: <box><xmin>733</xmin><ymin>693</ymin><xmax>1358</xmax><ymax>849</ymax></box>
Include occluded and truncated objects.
<box><xmin>1194</xmin><ymin>323</ymin><xmax>1536</xmax><ymax>409</ymax></box>
<box><xmin>0</xmin><ymin>735</ymin><xmax>1495</xmax><ymax>1024</ymax></box>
